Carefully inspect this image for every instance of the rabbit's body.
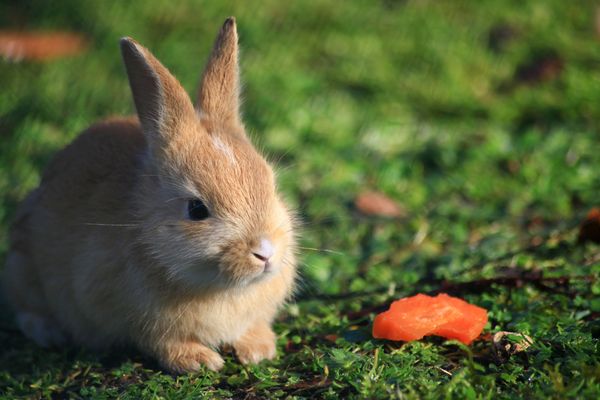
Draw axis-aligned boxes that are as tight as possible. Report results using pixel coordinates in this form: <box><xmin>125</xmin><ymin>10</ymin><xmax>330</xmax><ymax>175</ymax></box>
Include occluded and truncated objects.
<box><xmin>5</xmin><ymin>118</ymin><xmax>146</xmax><ymax>349</ymax></box>
<box><xmin>3</xmin><ymin>18</ymin><xmax>297</xmax><ymax>372</ymax></box>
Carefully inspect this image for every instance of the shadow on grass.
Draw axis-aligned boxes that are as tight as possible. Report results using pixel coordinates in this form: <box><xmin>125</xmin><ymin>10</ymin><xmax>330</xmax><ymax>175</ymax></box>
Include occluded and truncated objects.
<box><xmin>0</xmin><ymin>294</ymin><xmax>162</xmax><ymax>392</ymax></box>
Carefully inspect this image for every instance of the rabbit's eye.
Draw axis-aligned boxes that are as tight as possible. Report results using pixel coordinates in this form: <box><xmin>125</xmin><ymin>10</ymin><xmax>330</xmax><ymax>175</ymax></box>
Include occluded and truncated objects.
<box><xmin>187</xmin><ymin>199</ymin><xmax>209</xmax><ymax>221</ymax></box>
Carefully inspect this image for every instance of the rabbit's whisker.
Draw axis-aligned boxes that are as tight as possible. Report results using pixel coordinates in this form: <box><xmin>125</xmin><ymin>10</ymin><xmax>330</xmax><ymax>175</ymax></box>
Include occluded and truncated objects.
<box><xmin>82</xmin><ymin>223</ymin><xmax>140</xmax><ymax>227</ymax></box>
<box><xmin>157</xmin><ymin>302</ymin><xmax>192</xmax><ymax>344</ymax></box>
<box><xmin>165</xmin><ymin>196</ymin><xmax>187</xmax><ymax>203</ymax></box>
<box><xmin>297</xmin><ymin>246</ymin><xmax>344</xmax><ymax>255</ymax></box>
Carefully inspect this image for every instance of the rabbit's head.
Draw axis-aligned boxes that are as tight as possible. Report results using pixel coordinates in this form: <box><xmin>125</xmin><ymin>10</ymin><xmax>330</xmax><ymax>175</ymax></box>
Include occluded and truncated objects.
<box><xmin>121</xmin><ymin>18</ymin><xmax>295</xmax><ymax>290</ymax></box>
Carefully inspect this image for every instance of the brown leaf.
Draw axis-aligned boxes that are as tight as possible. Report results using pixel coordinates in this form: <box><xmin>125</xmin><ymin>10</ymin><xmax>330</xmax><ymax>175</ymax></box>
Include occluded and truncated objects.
<box><xmin>492</xmin><ymin>331</ymin><xmax>533</xmax><ymax>363</ymax></box>
<box><xmin>354</xmin><ymin>191</ymin><xmax>405</xmax><ymax>218</ymax></box>
<box><xmin>285</xmin><ymin>340</ymin><xmax>303</xmax><ymax>353</ymax></box>
<box><xmin>514</xmin><ymin>51</ymin><xmax>564</xmax><ymax>85</ymax></box>
<box><xmin>578</xmin><ymin>207</ymin><xmax>600</xmax><ymax>244</ymax></box>
<box><xmin>324</xmin><ymin>334</ymin><xmax>338</xmax><ymax>342</ymax></box>
<box><xmin>0</xmin><ymin>31</ymin><xmax>88</xmax><ymax>62</ymax></box>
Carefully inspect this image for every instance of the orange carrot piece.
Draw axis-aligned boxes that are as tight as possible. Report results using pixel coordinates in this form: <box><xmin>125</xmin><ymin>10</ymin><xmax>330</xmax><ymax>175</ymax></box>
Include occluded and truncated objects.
<box><xmin>372</xmin><ymin>293</ymin><xmax>488</xmax><ymax>345</ymax></box>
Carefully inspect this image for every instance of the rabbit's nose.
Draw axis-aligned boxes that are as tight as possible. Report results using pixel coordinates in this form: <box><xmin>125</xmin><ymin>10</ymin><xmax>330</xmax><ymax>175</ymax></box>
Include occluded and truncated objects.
<box><xmin>252</xmin><ymin>238</ymin><xmax>274</xmax><ymax>263</ymax></box>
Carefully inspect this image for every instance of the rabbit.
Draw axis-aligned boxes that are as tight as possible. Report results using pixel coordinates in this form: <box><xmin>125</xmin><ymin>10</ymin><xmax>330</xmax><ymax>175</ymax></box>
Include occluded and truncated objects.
<box><xmin>1</xmin><ymin>17</ymin><xmax>297</xmax><ymax>373</ymax></box>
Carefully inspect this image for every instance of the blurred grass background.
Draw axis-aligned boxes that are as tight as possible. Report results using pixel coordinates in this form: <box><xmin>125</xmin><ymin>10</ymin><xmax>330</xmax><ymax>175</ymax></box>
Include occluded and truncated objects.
<box><xmin>1</xmin><ymin>0</ymin><xmax>599</xmax><ymax>398</ymax></box>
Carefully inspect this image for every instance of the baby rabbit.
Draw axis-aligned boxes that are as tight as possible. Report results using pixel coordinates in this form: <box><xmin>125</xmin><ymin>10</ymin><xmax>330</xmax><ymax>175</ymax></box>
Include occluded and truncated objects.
<box><xmin>2</xmin><ymin>17</ymin><xmax>297</xmax><ymax>373</ymax></box>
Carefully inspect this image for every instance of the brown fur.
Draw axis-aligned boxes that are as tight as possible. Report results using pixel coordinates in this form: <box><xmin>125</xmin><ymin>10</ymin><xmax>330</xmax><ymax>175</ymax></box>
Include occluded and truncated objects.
<box><xmin>2</xmin><ymin>17</ymin><xmax>297</xmax><ymax>373</ymax></box>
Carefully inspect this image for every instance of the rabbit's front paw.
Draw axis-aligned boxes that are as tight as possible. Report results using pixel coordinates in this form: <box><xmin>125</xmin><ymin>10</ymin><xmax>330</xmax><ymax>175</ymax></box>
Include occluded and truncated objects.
<box><xmin>233</xmin><ymin>322</ymin><xmax>276</xmax><ymax>364</ymax></box>
<box><xmin>160</xmin><ymin>340</ymin><xmax>224</xmax><ymax>373</ymax></box>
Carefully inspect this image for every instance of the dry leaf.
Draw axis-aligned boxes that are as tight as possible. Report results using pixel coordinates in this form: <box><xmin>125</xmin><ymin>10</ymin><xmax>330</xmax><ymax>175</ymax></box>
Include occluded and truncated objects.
<box><xmin>0</xmin><ymin>31</ymin><xmax>87</xmax><ymax>62</ymax></box>
<box><xmin>578</xmin><ymin>207</ymin><xmax>600</xmax><ymax>244</ymax></box>
<box><xmin>324</xmin><ymin>334</ymin><xmax>338</xmax><ymax>343</ymax></box>
<box><xmin>492</xmin><ymin>331</ymin><xmax>533</xmax><ymax>363</ymax></box>
<box><xmin>514</xmin><ymin>52</ymin><xmax>564</xmax><ymax>85</ymax></box>
<box><xmin>355</xmin><ymin>191</ymin><xmax>405</xmax><ymax>218</ymax></box>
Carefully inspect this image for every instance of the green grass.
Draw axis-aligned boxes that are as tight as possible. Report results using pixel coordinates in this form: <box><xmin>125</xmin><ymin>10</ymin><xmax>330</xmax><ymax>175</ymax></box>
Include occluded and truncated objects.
<box><xmin>1</xmin><ymin>0</ymin><xmax>599</xmax><ymax>398</ymax></box>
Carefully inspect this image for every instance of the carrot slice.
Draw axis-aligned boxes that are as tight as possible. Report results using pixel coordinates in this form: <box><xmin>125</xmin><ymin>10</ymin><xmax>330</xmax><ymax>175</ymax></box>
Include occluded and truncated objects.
<box><xmin>372</xmin><ymin>293</ymin><xmax>488</xmax><ymax>345</ymax></box>
<box><xmin>430</xmin><ymin>294</ymin><xmax>488</xmax><ymax>344</ymax></box>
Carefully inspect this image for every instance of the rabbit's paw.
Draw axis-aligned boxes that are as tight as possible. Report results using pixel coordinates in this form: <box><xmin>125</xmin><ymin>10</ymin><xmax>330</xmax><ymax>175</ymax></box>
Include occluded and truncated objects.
<box><xmin>233</xmin><ymin>322</ymin><xmax>276</xmax><ymax>364</ymax></box>
<box><xmin>160</xmin><ymin>340</ymin><xmax>224</xmax><ymax>373</ymax></box>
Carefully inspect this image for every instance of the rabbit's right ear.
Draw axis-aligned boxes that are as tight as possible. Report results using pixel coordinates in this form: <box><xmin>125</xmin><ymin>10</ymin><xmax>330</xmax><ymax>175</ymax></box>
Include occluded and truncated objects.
<box><xmin>120</xmin><ymin>38</ymin><xmax>196</xmax><ymax>150</ymax></box>
<box><xmin>196</xmin><ymin>17</ymin><xmax>242</xmax><ymax>132</ymax></box>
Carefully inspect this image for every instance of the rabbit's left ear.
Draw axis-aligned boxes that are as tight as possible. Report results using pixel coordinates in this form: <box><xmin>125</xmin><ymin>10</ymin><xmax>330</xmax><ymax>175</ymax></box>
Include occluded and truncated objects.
<box><xmin>196</xmin><ymin>17</ymin><xmax>241</xmax><ymax>131</ymax></box>
<box><xmin>120</xmin><ymin>37</ymin><xmax>197</xmax><ymax>147</ymax></box>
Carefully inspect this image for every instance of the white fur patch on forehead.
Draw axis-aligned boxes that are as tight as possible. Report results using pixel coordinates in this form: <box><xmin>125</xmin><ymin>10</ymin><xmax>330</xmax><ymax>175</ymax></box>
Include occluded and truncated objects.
<box><xmin>210</xmin><ymin>135</ymin><xmax>237</xmax><ymax>165</ymax></box>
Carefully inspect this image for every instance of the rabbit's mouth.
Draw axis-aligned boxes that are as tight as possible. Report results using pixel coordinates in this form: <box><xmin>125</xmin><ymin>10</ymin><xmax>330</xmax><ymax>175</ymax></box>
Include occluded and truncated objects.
<box><xmin>254</xmin><ymin>260</ymin><xmax>278</xmax><ymax>279</ymax></box>
<box><xmin>216</xmin><ymin>258</ymin><xmax>283</xmax><ymax>289</ymax></box>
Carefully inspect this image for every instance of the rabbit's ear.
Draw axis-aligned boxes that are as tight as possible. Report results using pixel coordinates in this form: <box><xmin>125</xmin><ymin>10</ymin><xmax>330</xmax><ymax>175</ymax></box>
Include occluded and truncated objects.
<box><xmin>120</xmin><ymin>37</ymin><xmax>196</xmax><ymax>146</ymax></box>
<box><xmin>196</xmin><ymin>17</ymin><xmax>241</xmax><ymax>130</ymax></box>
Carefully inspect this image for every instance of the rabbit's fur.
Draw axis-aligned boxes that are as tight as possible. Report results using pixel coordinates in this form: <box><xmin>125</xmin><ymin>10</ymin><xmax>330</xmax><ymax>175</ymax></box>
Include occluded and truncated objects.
<box><xmin>2</xmin><ymin>17</ymin><xmax>297</xmax><ymax>373</ymax></box>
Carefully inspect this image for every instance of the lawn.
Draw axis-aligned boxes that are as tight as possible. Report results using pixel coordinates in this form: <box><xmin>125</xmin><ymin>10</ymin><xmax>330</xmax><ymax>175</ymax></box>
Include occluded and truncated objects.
<box><xmin>1</xmin><ymin>0</ymin><xmax>599</xmax><ymax>398</ymax></box>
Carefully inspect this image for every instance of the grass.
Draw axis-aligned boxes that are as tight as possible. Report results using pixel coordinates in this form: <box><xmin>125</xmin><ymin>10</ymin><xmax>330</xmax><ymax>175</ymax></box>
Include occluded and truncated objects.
<box><xmin>1</xmin><ymin>0</ymin><xmax>599</xmax><ymax>398</ymax></box>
